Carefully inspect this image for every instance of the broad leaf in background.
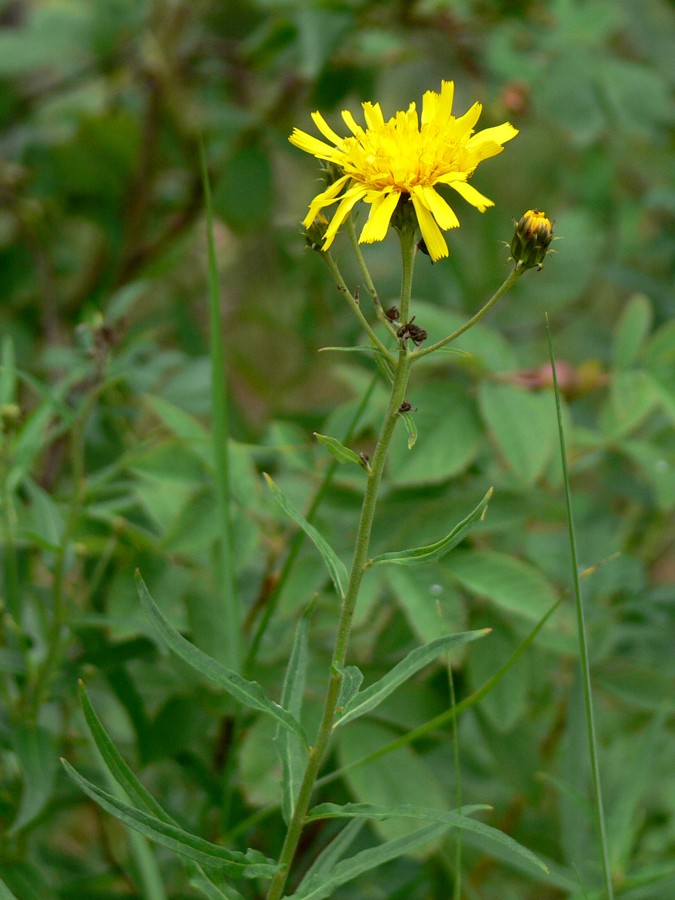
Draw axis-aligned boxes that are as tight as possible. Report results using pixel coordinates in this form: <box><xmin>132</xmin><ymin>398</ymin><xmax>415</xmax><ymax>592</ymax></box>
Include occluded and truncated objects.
<box><xmin>136</xmin><ymin>573</ymin><xmax>308</xmax><ymax>745</ymax></box>
<box><xmin>8</xmin><ymin>724</ymin><xmax>58</xmax><ymax>835</ymax></box>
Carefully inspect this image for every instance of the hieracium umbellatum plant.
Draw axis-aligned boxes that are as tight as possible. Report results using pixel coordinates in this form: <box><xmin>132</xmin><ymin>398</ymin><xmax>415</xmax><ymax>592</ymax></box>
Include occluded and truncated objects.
<box><xmin>64</xmin><ymin>80</ymin><xmax>556</xmax><ymax>900</ymax></box>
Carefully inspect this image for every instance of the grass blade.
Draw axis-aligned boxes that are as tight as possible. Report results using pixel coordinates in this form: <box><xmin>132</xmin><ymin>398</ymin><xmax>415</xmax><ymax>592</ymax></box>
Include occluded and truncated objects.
<box><xmin>546</xmin><ymin>315</ymin><xmax>614</xmax><ymax>900</ymax></box>
<box><xmin>199</xmin><ymin>138</ymin><xmax>240</xmax><ymax>671</ymax></box>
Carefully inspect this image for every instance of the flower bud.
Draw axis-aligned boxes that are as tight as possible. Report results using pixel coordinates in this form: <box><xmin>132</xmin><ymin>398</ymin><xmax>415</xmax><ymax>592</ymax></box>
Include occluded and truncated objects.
<box><xmin>510</xmin><ymin>209</ymin><xmax>554</xmax><ymax>271</ymax></box>
<box><xmin>304</xmin><ymin>214</ymin><xmax>329</xmax><ymax>252</ymax></box>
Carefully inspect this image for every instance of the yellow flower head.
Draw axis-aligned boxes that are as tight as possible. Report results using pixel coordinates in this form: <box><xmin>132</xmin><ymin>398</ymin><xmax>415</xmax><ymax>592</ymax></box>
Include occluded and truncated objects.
<box><xmin>289</xmin><ymin>80</ymin><xmax>518</xmax><ymax>261</ymax></box>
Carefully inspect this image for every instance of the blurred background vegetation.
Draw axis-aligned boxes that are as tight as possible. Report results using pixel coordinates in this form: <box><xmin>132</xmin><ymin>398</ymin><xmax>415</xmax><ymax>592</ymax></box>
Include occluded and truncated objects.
<box><xmin>1</xmin><ymin>0</ymin><xmax>675</xmax><ymax>898</ymax></box>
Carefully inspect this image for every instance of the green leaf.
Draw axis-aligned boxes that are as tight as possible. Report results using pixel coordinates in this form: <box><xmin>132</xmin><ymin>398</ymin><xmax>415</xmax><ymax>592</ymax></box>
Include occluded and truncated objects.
<box><xmin>603</xmin><ymin>369</ymin><xmax>660</xmax><ymax>438</ymax></box>
<box><xmin>214</xmin><ymin>142</ymin><xmax>272</xmax><ymax>232</ymax></box>
<box><xmin>612</xmin><ymin>293</ymin><xmax>653</xmax><ymax>370</ymax></box>
<box><xmin>9</xmin><ymin>724</ymin><xmax>58</xmax><ymax>834</ymax></box>
<box><xmin>300</xmin><ymin>820</ymin><xmax>365</xmax><ymax>882</ymax></box>
<box><xmin>334</xmin><ymin>664</ymin><xmax>363</xmax><ymax>714</ymax></box>
<box><xmin>78</xmin><ymin>682</ymin><xmax>172</xmax><ymax>821</ymax></box>
<box><xmin>305</xmin><ymin>803</ymin><xmax>548</xmax><ymax>873</ymax></box>
<box><xmin>335</xmin><ymin>630</ymin><xmax>489</xmax><ymax>727</ymax></box>
<box><xmin>263</xmin><ymin>474</ymin><xmax>348</xmax><ymax>597</ymax></box>
<box><xmin>400</xmin><ymin>410</ymin><xmax>418</xmax><ymax>449</ymax></box>
<box><xmin>286</xmin><ymin>823</ymin><xmax>450</xmax><ymax>900</ymax></box>
<box><xmin>446</xmin><ymin>550</ymin><xmax>558</xmax><ymax>622</ymax></box>
<box><xmin>0</xmin><ymin>879</ymin><xmax>19</xmax><ymax>900</ymax></box>
<box><xmin>0</xmin><ymin>335</ymin><xmax>16</xmax><ymax>406</ymax></box>
<box><xmin>61</xmin><ymin>760</ymin><xmax>277</xmax><ymax>877</ymax></box>
<box><xmin>368</xmin><ymin>488</ymin><xmax>492</xmax><ymax>567</ymax></box>
<box><xmin>136</xmin><ymin>572</ymin><xmax>308</xmax><ymax>745</ymax></box>
<box><xmin>314</xmin><ymin>433</ymin><xmax>366</xmax><ymax>468</ymax></box>
<box><xmin>479</xmin><ymin>383</ymin><xmax>557</xmax><ymax>485</ymax></box>
<box><xmin>274</xmin><ymin>604</ymin><xmax>311</xmax><ymax>824</ymax></box>
<box><xmin>388</xmin><ymin>383</ymin><xmax>482</xmax><ymax>484</ymax></box>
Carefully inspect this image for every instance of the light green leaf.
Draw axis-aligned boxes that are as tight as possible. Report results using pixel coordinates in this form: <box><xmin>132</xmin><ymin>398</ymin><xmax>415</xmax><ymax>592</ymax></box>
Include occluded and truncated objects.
<box><xmin>603</xmin><ymin>369</ymin><xmax>660</xmax><ymax>438</ymax></box>
<box><xmin>479</xmin><ymin>383</ymin><xmax>557</xmax><ymax>485</ymax></box>
<box><xmin>305</xmin><ymin>803</ymin><xmax>547</xmax><ymax>873</ymax></box>
<box><xmin>300</xmin><ymin>820</ymin><xmax>365</xmax><ymax>882</ymax></box>
<box><xmin>612</xmin><ymin>293</ymin><xmax>653</xmax><ymax>370</ymax></box>
<box><xmin>61</xmin><ymin>760</ymin><xmax>277</xmax><ymax>877</ymax></box>
<box><xmin>0</xmin><ymin>878</ymin><xmax>19</xmax><ymax>900</ymax></box>
<box><xmin>274</xmin><ymin>605</ymin><xmax>311</xmax><ymax>824</ymax></box>
<box><xmin>136</xmin><ymin>572</ymin><xmax>308</xmax><ymax>745</ymax></box>
<box><xmin>286</xmin><ymin>823</ymin><xmax>449</xmax><ymax>900</ymax></box>
<box><xmin>0</xmin><ymin>336</ymin><xmax>16</xmax><ymax>406</ymax></box>
<box><xmin>314</xmin><ymin>433</ymin><xmax>366</xmax><ymax>468</ymax></box>
<box><xmin>400</xmin><ymin>410</ymin><xmax>418</xmax><ymax>449</ymax></box>
<box><xmin>334</xmin><ymin>664</ymin><xmax>363</xmax><ymax>714</ymax></box>
<box><xmin>335</xmin><ymin>630</ymin><xmax>489</xmax><ymax>727</ymax></box>
<box><xmin>9</xmin><ymin>724</ymin><xmax>58</xmax><ymax>834</ymax></box>
<box><xmin>368</xmin><ymin>488</ymin><xmax>492</xmax><ymax>567</ymax></box>
<box><xmin>446</xmin><ymin>551</ymin><xmax>558</xmax><ymax>622</ymax></box>
<box><xmin>264</xmin><ymin>473</ymin><xmax>348</xmax><ymax>597</ymax></box>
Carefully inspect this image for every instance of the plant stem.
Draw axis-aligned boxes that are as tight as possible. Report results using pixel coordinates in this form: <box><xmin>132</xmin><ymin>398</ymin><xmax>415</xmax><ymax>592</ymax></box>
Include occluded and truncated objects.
<box><xmin>321</xmin><ymin>252</ymin><xmax>394</xmax><ymax>363</ymax></box>
<box><xmin>200</xmin><ymin>140</ymin><xmax>240</xmax><ymax>672</ymax></box>
<box><xmin>266</xmin><ymin>232</ymin><xmax>417</xmax><ymax>900</ymax></box>
<box><xmin>412</xmin><ymin>267</ymin><xmax>523</xmax><ymax>359</ymax></box>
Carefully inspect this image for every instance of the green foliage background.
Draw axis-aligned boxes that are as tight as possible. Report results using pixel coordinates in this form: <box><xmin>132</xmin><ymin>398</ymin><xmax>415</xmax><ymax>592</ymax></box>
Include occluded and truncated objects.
<box><xmin>1</xmin><ymin>0</ymin><xmax>675</xmax><ymax>898</ymax></box>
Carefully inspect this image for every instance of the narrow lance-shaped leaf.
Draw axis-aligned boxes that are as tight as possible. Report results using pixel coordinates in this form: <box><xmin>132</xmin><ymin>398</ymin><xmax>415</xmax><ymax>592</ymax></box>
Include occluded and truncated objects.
<box><xmin>401</xmin><ymin>410</ymin><xmax>417</xmax><ymax>449</ymax></box>
<box><xmin>61</xmin><ymin>760</ymin><xmax>278</xmax><ymax>877</ymax></box>
<box><xmin>136</xmin><ymin>572</ymin><xmax>308</xmax><ymax>746</ymax></box>
<box><xmin>335</xmin><ymin>630</ymin><xmax>490</xmax><ymax>728</ymax></box>
<box><xmin>367</xmin><ymin>488</ymin><xmax>493</xmax><ymax>568</ymax></box>
<box><xmin>305</xmin><ymin>803</ymin><xmax>548</xmax><ymax>873</ymax></box>
<box><xmin>79</xmin><ymin>683</ymin><xmax>238</xmax><ymax>900</ymax></box>
<box><xmin>274</xmin><ymin>603</ymin><xmax>311</xmax><ymax>824</ymax></box>
<box><xmin>286</xmin><ymin>823</ymin><xmax>449</xmax><ymax>900</ymax></box>
<box><xmin>300</xmin><ymin>819</ymin><xmax>365</xmax><ymax>883</ymax></box>
<box><xmin>263</xmin><ymin>474</ymin><xmax>348</xmax><ymax>598</ymax></box>
<box><xmin>314</xmin><ymin>433</ymin><xmax>367</xmax><ymax>469</ymax></box>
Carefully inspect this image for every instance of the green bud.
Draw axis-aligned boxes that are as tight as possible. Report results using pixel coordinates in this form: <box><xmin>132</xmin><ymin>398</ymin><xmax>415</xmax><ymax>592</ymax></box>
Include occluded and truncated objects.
<box><xmin>511</xmin><ymin>209</ymin><xmax>554</xmax><ymax>271</ymax></box>
<box><xmin>304</xmin><ymin>214</ymin><xmax>329</xmax><ymax>252</ymax></box>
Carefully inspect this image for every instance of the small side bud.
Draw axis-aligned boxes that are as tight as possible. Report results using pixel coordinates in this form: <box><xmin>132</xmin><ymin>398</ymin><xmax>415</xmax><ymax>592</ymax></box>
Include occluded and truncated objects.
<box><xmin>510</xmin><ymin>209</ymin><xmax>554</xmax><ymax>271</ymax></box>
<box><xmin>304</xmin><ymin>214</ymin><xmax>329</xmax><ymax>252</ymax></box>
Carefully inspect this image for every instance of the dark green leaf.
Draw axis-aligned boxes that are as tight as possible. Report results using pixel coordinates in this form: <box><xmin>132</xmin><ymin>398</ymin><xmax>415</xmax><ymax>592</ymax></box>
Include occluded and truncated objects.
<box><xmin>61</xmin><ymin>760</ymin><xmax>277</xmax><ymax>877</ymax></box>
<box><xmin>264</xmin><ymin>474</ymin><xmax>348</xmax><ymax>597</ymax></box>
<box><xmin>136</xmin><ymin>572</ymin><xmax>308</xmax><ymax>745</ymax></box>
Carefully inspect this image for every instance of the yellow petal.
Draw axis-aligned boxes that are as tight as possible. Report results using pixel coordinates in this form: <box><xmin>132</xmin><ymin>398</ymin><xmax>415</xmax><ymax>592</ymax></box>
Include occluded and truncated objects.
<box><xmin>413</xmin><ymin>186</ymin><xmax>459</xmax><ymax>230</ymax></box>
<box><xmin>453</xmin><ymin>101</ymin><xmax>482</xmax><ymax>135</ymax></box>
<box><xmin>311</xmin><ymin>111</ymin><xmax>346</xmax><ymax>148</ymax></box>
<box><xmin>434</xmin><ymin>80</ymin><xmax>455</xmax><ymax>126</ymax></box>
<box><xmin>342</xmin><ymin>109</ymin><xmax>363</xmax><ymax>136</ymax></box>
<box><xmin>322</xmin><ymin>185</ymin><xmax>369</xmax><ymax>246</ymax></box>
<box><xmin>421</xmin><ymin>88</ymin><xmax>439</xmax><ymax>127</ymax></box>
<box><xmin>468</xmin><ymin>122</ymin><xmax>518</xmax><ymax>148</ymax></box>
<box><xmin>362</xmin><ymin>102</ymin><xmax>385</xmax><ymax>130</ymax></box>
<box><xmin>359</xmin><ymin>190</ymin><xmax>400</xmax><ymax>243</ymax></box>
<box><xmin>301</xmin><ymin>175</ymin><xmax>351</xmax><ymax>227</ymax></box>
<box><xmin>411</xmin><ymin>195</ymin><xmax>449</xmax><ymax>260</ymax></box>
<box><xmin>450</xmin><ymin>180</ymin><xmax>494</xmax><ymax>211</ymax></box>
<box><xmin>289</xmin><ymin>129</ymin><xmax>337</xmax><ymax>160</ymax></box>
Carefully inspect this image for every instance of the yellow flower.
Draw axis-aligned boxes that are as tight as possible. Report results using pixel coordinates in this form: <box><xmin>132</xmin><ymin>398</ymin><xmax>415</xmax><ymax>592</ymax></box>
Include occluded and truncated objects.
<box><xmin>289</xmin><ymin>80</ymin><xmax>518</xmax><ymax>261</ymax></box>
